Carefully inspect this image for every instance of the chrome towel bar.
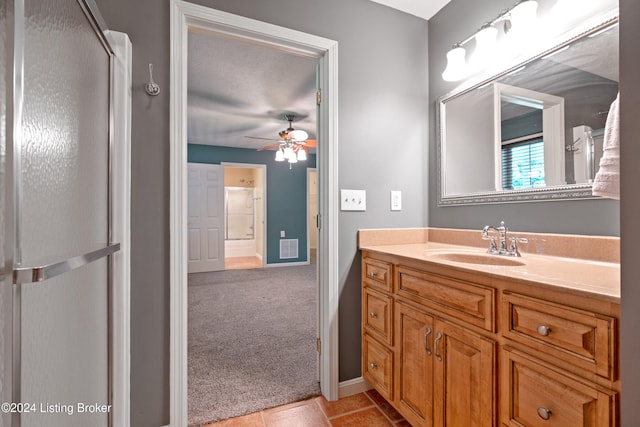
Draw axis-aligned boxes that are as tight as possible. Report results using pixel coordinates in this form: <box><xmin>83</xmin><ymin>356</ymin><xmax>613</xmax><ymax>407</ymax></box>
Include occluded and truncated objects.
<box><xmin>12</xmin><ymin>243</ymin><xmax>121</xmax><ymax>285</ymax></box>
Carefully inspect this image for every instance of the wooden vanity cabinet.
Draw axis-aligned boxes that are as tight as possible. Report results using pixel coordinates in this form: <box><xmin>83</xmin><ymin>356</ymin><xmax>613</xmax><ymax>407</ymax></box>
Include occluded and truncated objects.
<box><xmin>361</xmin><ymin>250</ymin><xmax>619</xmax><ymax>427</ymax></box>
<box><xmin>362</xmin><ymin>254</ymin><xmax>496</xmax><ymax>427</ymax></box>
<box><xmin>396</xmin><ymin>302</ymin><xmax>495</xmax><ymax>427</ymax></box>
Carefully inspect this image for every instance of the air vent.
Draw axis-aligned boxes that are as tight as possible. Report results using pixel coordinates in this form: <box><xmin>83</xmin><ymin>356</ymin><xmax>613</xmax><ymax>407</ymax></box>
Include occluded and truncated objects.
<box><xmin>279</xmin><ymin>239</ymin><xmax>299</xmax><ymax>259</ymax></box>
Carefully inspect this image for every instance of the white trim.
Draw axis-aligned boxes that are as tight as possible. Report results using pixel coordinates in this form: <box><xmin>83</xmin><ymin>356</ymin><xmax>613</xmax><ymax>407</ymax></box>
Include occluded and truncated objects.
<box><xmin>108</xmin><ymin>30</ymin><xmax>132</xmax><ymax>427</ymax></box>
<box><xmin>170</xmin><ymin>2</ymin><xmax>339</xmax><ymax>426</ymax></box>
<box><xmin>339</xmin><ymin>377</ymin><xmax>372</xmax><ymax>398</ymax></box>
<box><xmin>264</xmin><ymin>260</ymin><xmax>310</xmax><ymax>268</ymax></box>
<box><xmin>493</xmin><ymin>82</ymin><xmax>566</xmax><ymax>190</ymax></box>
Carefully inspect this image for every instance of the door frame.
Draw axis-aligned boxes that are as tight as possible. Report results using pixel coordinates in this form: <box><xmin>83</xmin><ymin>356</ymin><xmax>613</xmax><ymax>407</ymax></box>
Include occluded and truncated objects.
<box><xmin>221</xmin><ymin>162</ymin><xmax>267</xmax><ymax>267</ymax></box>
<box><xmin>169</xmin><ymin>2</ymin><xmax>339</xmax><ymax>426</ymax></box>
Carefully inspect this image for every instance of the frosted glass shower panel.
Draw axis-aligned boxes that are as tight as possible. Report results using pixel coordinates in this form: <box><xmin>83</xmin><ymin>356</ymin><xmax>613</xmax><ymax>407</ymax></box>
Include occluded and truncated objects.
<box><xmin>21</xmin><ymin>0</ymin><xmax>110</xmax><ymax>262</ymax></box>
<box><xmin>225</xmin><ymin>187</ymin><xmax>255</xmax><ymax>240</ymax></box>
<box><xmin>17</xmin><ymin>0</ymin><xmax>112</xmax><ymax>426</ymax></box>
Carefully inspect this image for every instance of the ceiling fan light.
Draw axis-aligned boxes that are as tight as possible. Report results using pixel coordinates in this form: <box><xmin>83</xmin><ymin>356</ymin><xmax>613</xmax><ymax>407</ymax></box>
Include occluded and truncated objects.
<box><xmin>288</xmin><ymin>155</ymin><xmax>298</xmax><ymax>164</ymax></box>
<box><xmin>275</xmin><ymin>149</ymin><xmax>285</xmax><ymax>162</ymax></box>
<box><xmin>297</xmin><ymin>148</ymin><xmax>307</xmax><ymax>161</ymax></box>
<box><xmin>289</xmin><ymin>129</ymin><xmax>308</xmax><ymax>142</ymax></box>
<box><xmin>283</xmin><ymin>146</ymin><xmax>294</xmax><ymax>159</ymax></box>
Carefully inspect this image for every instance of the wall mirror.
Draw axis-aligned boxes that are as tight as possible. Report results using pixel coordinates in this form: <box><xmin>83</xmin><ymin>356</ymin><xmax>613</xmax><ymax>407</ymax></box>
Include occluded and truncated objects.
<box><xmin>437</xmin><ymin>14</ymin><xmax>618</xmax><ymax>206</ymax></box>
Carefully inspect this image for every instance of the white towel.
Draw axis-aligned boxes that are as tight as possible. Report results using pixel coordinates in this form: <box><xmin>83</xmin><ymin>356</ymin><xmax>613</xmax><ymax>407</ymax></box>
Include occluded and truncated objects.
<box><xmin>592</xmin><ymin>92</ymin><xmax>620</xmax><ymax>200</ymax></box>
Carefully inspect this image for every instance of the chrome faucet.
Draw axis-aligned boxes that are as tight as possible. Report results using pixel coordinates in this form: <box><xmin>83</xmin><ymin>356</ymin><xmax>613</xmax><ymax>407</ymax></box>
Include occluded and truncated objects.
<box><xmin>481</xmin><ymin>221</ymin><xmax>527</xmax><ymax>257</ymax></box>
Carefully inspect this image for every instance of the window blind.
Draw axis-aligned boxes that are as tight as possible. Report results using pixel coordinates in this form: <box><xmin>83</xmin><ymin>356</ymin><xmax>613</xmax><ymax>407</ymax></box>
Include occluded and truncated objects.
<box><xmin>501</xmin><ymin>138</ymin><xmax>545</xmax><ymax>190</ymax></box>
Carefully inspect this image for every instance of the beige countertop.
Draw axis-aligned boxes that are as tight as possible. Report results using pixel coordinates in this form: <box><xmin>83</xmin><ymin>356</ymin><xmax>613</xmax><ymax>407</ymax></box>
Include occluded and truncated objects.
<box><xmin>359</xmin><ymin>228</ymin><xmax>621</xmax><ymax>303</ymax></box>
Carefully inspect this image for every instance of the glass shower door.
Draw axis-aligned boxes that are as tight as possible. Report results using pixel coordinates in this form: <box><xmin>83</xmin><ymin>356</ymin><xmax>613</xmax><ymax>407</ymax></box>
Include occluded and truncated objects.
<box><xmin>6</xmin><ymin>0</ymin><xmax>118</xmax><ymax>426</ymax></box>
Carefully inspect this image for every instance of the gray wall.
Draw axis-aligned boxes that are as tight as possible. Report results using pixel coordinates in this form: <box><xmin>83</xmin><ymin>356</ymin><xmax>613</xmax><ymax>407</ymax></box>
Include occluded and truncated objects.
<box><xmin>619</xmin><ymin>0</ymin><xmax>640</xmax><ymax>424</ymax></box>
<box><xmin>428</xmin><ymin>0</ymin><xmax>620</xmax><ymax>236</ymax></box>
<box><xmin>94</xmin><ymin>0</ymin><xmax>428</xmax><ymax>425</ymax></box>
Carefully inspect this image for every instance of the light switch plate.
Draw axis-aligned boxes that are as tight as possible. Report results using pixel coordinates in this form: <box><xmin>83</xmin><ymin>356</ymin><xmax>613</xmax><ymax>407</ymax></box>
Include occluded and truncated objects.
<box><xmin>391</xmin><ymin>190</ymin><xmax>402</xmax><ymax>211</ymax></box>
<box><xmin>340</xmin><ymin>189</ymin><xmax>366</xmax><ymax>211</ymax></box>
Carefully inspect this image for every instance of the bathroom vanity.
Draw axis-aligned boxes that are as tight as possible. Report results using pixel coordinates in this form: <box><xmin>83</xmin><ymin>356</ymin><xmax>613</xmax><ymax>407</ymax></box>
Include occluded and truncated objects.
<box><xmin>359</xmin><ymin>228</ymin><xmax>620</xmax><ymax>427</ymax></box>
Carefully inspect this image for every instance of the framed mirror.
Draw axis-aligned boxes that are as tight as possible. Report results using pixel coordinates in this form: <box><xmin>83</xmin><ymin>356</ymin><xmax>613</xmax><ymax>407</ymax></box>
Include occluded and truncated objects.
<box><xmin>437</xmin><ymin>14</ymin><xmax>618</xmax><ymax>206</ymax></box>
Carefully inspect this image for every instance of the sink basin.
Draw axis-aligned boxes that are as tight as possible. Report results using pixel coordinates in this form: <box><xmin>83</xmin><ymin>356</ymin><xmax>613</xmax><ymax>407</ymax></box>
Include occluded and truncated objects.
<box><xmin>431</xmin><ymin>252</ymin><xmax>526</xmax><ymax>267</ymax></box>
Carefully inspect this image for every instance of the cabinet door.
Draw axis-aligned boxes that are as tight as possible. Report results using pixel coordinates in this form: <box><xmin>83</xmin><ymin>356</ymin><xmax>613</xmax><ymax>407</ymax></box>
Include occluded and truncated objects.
<box><xmin>433</xmin><ymin>319</ymin><xmax>496</xmax><ymax>427</ymax></box>
<box><xmin>396</xmin><ymin>302</ymin><xmax>435</xmax><ymax>427</ymax></box>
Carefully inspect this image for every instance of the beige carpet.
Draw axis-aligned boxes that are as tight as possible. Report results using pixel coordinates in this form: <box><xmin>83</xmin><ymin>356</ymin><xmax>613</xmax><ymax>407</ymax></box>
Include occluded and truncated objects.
<box><xmin>187</xmin><ymin>265</ymin><xmax>320</xmax><ymax>426</ymax></box>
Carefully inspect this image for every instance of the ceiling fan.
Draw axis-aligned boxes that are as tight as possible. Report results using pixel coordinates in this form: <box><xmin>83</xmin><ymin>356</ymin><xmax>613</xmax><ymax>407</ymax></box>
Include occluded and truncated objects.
<box><xmin>245</xmin><ymin>114</ymin><xmax>316</xmax><ymax>163</ymax></box>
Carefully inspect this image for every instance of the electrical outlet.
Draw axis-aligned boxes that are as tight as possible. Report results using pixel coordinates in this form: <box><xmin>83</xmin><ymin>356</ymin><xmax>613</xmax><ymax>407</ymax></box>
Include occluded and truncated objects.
<box><xmin>340</xmin><ymin>189</ymin><xmax>366</xmax><ymax>211</ymax></box>
<box><xmin>391</xmin><ymin>190</ymin><xmax>402</xmax><ymax>211</ymax></box>
<box><xmin>280</xmin><ymin>230</ymin><xmax>285</xmax><ymax>238</ymax></box>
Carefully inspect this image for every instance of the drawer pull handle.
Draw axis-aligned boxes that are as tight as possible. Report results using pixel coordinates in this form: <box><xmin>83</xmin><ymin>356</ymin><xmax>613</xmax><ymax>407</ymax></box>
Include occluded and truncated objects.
<box><xmin>370</xmin><ymin>312</ymin><xmax>377</xmax><ymax>318</ymax></box>
<box><xmin>424</xmin><ymin>327</ymin><xmax>432</xmax><ymax>355</ymax></box>
<box><xmin>369</xmin><ymin>271</ymin><xmax>377</xmax><ymax>278</ymax></box>
<box><xmin>434</xmin><ymin>332</ymin><xmax>443</xmax><ymax>362</ymax></box>
<box><xmin>537</xmin><ymin>407</ymin><xmax>552</xmax><ymax>420</ymax></box>
<box><xmin>537</xmin><ymin>325</ymin><xmax>552</xmax><ymax>336</ymax></box>
<box><xmin>369</xmin><ymin>362</ymin><xmax>377</xmax><ymax>369</ymax></box>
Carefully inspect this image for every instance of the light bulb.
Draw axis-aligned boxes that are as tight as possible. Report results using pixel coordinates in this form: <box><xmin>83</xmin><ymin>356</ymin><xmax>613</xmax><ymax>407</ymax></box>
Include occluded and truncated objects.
<box><xmin>288</xmin><ymin>155</ymin><xmax>298</xmax><ymax>164</ymax></box>
<box><xmin>288</xmin><ymin>129</ymin><xmax>308</xmax><ymax>142</ymax></box>
<box><xmin>297</xmin><ymin>148</ymin><xmax>307</xmax><ymax>161</ymax></box>
<box><xmin>509</xmin><ymin>0</ymin><xmax>538</xmax><ymax>37</ymax></box>
<box><xmin>442</xmin><ymin>45</ymin><xmax>469</xmax><ymax>82</ymax></box>
<box><xmin>470</xmin><ymin>25</ymin><xmax>498</xmax><ymax>68</ymax></box>
<box><xmin>275</xmin><ymin>149</ymin><xmax>285</xmax><ymax>162</ymax></box>
<box><xmin>283</xmin><ymin>146</ymin><xmax>294</xmax><ymax>159</ymax></box>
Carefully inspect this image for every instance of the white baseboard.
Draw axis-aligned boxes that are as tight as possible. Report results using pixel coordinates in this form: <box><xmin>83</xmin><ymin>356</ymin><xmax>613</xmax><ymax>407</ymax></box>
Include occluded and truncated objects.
<box><xmin>265</xmin><ymin>261</ymin><xmax>310</xmax><ymax>268</ymax></box>
<box><xmin>338</xmin><ymin>377</ymin><xmax>372</xmax><ymax>398</ymax></box>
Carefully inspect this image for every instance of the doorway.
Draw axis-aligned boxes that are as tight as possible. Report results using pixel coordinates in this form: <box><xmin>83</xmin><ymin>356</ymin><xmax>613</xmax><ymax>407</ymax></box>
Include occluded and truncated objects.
<box><xmin>170</xmin><ymin>2</ymin><xmax>339</xmax><ymax>424</ymax></box>
<box><xmin>223</xmin><ymin>163</ymin><xmax>266</xmax><ymax>270</ymax></box>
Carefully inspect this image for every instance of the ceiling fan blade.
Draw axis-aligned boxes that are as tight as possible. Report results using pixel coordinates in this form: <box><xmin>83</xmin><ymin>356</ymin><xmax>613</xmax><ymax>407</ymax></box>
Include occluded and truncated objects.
<box><xmin>245</xmin><ymin>136</ymin><xmax>280</xmax><ymax>141</ymax></box>
<box><xmin>304</xmin><ymin>139</ymin><xmax>316</xmax><ymax>148</ymax></box>
<box><xmin>256</xmin><ymin>143</ymin><xmax>281</xmax><ymax>151</ymax></box>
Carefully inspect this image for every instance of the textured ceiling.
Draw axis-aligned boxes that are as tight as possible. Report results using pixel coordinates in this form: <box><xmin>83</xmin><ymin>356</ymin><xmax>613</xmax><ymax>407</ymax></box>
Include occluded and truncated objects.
<box><xmin>186</xmin><ymin>2</ymin><xmax>452</xmax><ymax>151</ymax></box>
<box><xmin>187</xmin><ymin>29</ymin><xmax>318</xmax><ymax>150</ymax></box>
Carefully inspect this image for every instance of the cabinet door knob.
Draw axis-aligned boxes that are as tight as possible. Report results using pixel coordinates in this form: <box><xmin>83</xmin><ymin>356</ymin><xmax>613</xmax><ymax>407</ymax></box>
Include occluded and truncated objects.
<box><xmin>434</xmin><ymin>331</ymin><xmax>443</xmax><ymax>362</ymax></box>
<box><xmin>424</xmin><ymin>327</ymin><xmax>432</xmax><ymax>356</ymax></box>
<box><xmin>537</xmin><ymin>407</ymin><xmax>552</xmax><ymax>420</ymax></box>
<box><xmin>369</xmin><ymin>362</ymin><xmax>377</xmax><ymax>369</ymax></box>
<box><xmin>370</xmin><ymin>312</ymin><xmax>377</xmax><ymax>318</ymax></box>
<box><xmin>537</xmin><ymin>325</ymin><xmax>551</xmax><ymax>336</ymax></box>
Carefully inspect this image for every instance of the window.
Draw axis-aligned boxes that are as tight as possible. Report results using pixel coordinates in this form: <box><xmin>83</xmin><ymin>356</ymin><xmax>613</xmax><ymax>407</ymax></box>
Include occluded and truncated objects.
<box><xmin>501</xmin><ymin>137</ymin><xmax>545</xmax><ymax>190</ymax></box>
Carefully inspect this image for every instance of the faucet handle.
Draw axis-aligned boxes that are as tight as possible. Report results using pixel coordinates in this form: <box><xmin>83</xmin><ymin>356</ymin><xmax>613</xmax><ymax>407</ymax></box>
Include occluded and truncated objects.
<box><xmin>508</xmin><ymin>237</ymin><xmax>528</xmax><ymax>257</ymax></box>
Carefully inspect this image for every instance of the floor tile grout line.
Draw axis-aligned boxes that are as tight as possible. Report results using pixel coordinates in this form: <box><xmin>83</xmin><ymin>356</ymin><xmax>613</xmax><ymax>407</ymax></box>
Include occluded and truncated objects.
<box><xmin>363</xmin><ymin>391</ymin><xmax>402</xmax><ymax>425</ymax></box>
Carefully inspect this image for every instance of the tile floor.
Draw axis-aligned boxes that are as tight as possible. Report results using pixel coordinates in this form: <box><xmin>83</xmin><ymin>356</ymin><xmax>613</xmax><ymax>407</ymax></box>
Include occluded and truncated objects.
<box><xmin>225</xmin><ymin>256</ymin><xmax>263</xmax><ymax>270</ymax></box>
<box><xmin>205</xmin><ymin>389</ymin><xmax>410</xmax><ymax>427</ymax></box>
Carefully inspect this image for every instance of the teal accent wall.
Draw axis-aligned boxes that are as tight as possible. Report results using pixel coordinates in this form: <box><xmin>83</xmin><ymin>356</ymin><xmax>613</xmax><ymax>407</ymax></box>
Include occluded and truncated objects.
<box><xmin>188</xmin><ymin>144</ymin><xmax>316</xmax><ymax>264</ymax></box>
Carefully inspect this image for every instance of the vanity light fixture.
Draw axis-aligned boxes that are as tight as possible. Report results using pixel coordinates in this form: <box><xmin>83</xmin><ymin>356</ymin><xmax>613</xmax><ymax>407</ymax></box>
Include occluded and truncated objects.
<box><xmin>441</xmin><ymin>0</ymin><xmax>539</xmax><ymax>82</ymax></box>
<box><xmin>469</xmin><ymin>24</ymin><xmax>499</xmax><ymax>68</ymax></box>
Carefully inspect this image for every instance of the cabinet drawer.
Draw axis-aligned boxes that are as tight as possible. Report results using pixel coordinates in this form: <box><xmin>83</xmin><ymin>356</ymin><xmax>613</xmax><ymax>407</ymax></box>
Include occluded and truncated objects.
<box><xmin>363</xmin><ymin>334</ymin><xmax>394</xmax><ymax>401</ymax></box>
<box><xmin>502</xmin><ymin>292</ymin><xmax>616</xmax><ymax>380</ymax></box>
<box><xmin>363</xmin><ymin>257</ymin><xmax>393</xmax><ymax>292</ymax></box>
<box><xmin>363</xmin><ymin>287</ymin><xmax>393</xmax><ymax>345</ymax></box>
<box><xmin>397</xmin><ymin>266</ymin><xmax>495</xmax><ymax>331</ymax></box>
<box><xmin>502</xmin><ymin>349</ymin><xmax>617</xmax><ymax>427</ymax></box>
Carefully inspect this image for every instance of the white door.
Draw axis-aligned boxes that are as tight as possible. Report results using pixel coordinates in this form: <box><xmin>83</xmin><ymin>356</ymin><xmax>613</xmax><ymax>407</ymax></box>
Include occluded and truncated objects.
<box><xmin>188</xmin><ymin>163</ymin><xmax>225</xmax><ymax>272</ymax></box>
